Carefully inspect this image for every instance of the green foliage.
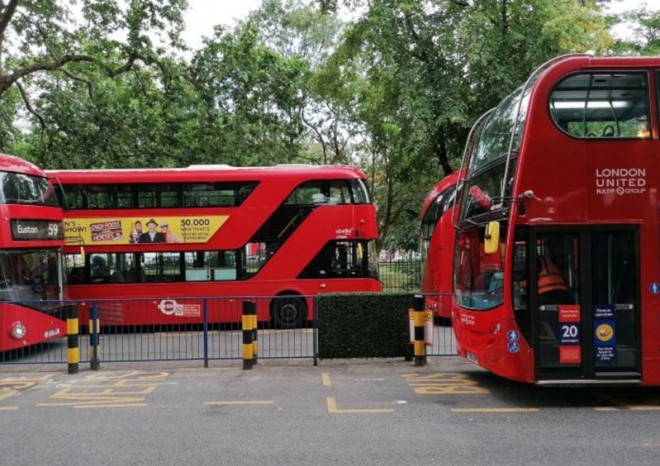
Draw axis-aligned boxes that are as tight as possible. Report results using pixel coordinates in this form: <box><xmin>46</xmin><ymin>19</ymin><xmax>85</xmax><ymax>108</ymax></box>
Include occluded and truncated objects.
<box><xmin>317</xmin><ymin>292</ymin><xmax>413</xmax><ymax>358</ymax></box>
<box><xmin>0</xmin><ymin>0</ymin><xmax>630</xmax><ymax>255</ymax></box>
<box><xmin>188</xmin><ymin>22</ymin><xmax>310</xmax><ymax>165</ymax></box>
<box><xmin>0</xmin><ymin>86</ymin><xmax>20</xmax><ymax>151</ymax></box>
<box><xmin>0</xmin><ymin>0</ymin><xmax>188</xmax><ymax>165</ymax></box>
<box><xmin>612</xmin><ymin>7</ymin><xmax>660</xmax><ymax>55</ymax></box>
<box><xmin>18</xmin><ymin>59</ymin><xmax>207</xmax><ymax>168</ymax></box>
<box><xmin>457</xmin><ymin>0</ymin><xmax>613</xmax><ymax>111</ymax></box>
<box><xmin>378</xmin><ymin>260</ymin><xmax>422</xmax><ymax>292</ymax></box>
<box><xmin>328</xmin><ymin>0</ymin><xmax>614</xmax><ymax>251</ymax></box>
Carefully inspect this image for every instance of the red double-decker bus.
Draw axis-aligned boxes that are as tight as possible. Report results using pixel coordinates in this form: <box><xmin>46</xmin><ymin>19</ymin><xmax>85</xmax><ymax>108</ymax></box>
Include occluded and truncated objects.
<box><xmin>419</xmin><ymin>171</ymin><xmax>460</xmax><ymax>320</ymax></box>
<box><xmin>453</xmin><ymin>54</ymin><xmax>660</xmax><ymax>386</ymax></box>
<box><xmin>419</xmin><ymin>112</ymin><xmax>495</xmax><ymax>320</ymax></box>
<box><xmin>48</xmin><ymin>164</ymin><xmax>381</xmax><ymax>328</ymax></box>
<box><xmin>0</xmin><ymin>154</ymin><xmax>66</xmax><ymax>352</ymax></box>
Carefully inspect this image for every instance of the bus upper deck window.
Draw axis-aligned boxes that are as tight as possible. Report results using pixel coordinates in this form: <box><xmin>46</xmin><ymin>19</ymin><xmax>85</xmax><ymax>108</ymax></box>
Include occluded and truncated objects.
<box><xmin>549</xmin><ymin>72</ymin><xmax>649</xmax><ymax>139</ymax></box>
<box><xmin>350</xmin><ymin>179</ymin><xmax>371</xmax><ymax>204</ymax></box>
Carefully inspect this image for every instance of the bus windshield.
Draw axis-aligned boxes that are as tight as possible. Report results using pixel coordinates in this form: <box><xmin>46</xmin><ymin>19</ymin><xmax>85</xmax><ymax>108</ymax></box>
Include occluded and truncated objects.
<box><xmin>454</xmin><ymin>226</ymin><xmax>506</xmax><ymax>311</ymax></box>
<box><xmin>0</xmin><ymin>250</ymin><xmax>60</xmax><ymax>302</ymax></box>
<box><xmin>0</xmin><ymin>171</ymin><xmax>60</xmax><ymax>207</ymax></box>
<box><xmin>469</xmin><ymin>86</ymin><xmax>530</xmax><ymax>174</ymax></box>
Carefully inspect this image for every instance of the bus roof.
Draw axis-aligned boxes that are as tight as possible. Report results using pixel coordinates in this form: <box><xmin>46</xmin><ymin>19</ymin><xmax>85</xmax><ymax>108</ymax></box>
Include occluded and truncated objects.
<box><xmin>420</xmin><ymin>170</ymin><xmax>462</xmax><ymax>221</ymax></box>
<box><xmin>47</xmin><ymin>164</ymin><xmax>367</xmax><ymax>183</ymax></box>
<box><xmin>0</xmin><ymin>153</ymin><xmax>47</xmax><ymax>177</ymax></box>
<box><xmin>541</xmin><ymin>54</ymin><xmax>660</xmax><ymax>72</ymax></box>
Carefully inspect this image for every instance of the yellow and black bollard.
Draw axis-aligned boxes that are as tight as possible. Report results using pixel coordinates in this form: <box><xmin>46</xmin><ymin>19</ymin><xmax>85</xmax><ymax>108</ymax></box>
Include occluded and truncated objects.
<box><xmin>66</xmin><ymin>305</ymin><xmax>79</xmax><ymax>374</ymax></box>
<box><xmin>412</xmin><ymin>294</ymin><xmax>426</xmax><ymax>367</ymax></box>
<box><xmin>242</xmin><ymin>301</ymin><xmax>254</xmax><ymax>370</ymax></box>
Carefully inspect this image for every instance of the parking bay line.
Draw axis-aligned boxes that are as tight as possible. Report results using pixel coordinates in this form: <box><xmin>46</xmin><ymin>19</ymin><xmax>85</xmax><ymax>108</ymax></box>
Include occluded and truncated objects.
<box><xmin>326</xmin><ymin>397</ymin><xmax>393</xmax><ymax>414</ymax></box>
<box><xmin>204</xmin><ymin>400</ymin><xmax>274</xmax><ymax>406</ymax></box>
<box><xmin>595</xmin><ymin>406</ymin><xmax>660</xmax><ymax>412</ymax></box>
<box><xmin>451</xmin><ymin>407</ymin><xmax>539</xmax><ymax>413</ymax></box>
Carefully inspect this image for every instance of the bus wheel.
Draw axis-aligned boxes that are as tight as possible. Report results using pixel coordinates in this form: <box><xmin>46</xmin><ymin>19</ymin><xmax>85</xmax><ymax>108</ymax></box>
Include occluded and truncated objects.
<box><xmin>271</xmin><ymin>295</ymin><xmax>307</xmax><ymax>329</ymax></box>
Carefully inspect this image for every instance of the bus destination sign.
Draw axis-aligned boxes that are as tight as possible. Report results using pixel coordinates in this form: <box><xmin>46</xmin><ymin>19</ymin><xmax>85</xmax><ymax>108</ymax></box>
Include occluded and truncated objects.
<box><xmin>11</xmin><ymin>219</ymin><xmax>64</xmax><ymax>241</ymax></box>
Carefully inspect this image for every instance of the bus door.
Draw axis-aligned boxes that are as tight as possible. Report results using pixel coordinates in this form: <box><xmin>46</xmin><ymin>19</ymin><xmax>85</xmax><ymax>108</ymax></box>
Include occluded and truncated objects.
<box><xmin>530</xmin><ymin>229</ymin><xmax>641</xmax><ymax>382</ymax></box>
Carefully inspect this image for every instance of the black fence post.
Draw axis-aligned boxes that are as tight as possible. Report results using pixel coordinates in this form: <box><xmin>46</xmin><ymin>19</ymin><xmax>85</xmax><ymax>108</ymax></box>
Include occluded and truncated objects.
<box><xmin>89</xmin><ymin>302</ymin><xmax>100</xmax><ymax>371</ymax></box>
<box><xmin>66</xmin><ymin>305</ymin><xmax>79</xmax><ymax>374</ymax></box>
<box><xmin>313</xmin><ymin>297</ymin><xmax>318</xmax><ymax>366</ymax></box>
<box><xmin>203</xmin><ymin>298</ymin><xmax>209</xmax><ymax>368</ymax></box>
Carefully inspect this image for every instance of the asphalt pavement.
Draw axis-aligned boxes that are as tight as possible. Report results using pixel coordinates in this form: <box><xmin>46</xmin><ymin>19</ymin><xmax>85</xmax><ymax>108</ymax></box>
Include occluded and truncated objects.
<box><xmin>1</xmin><ymin>357</ymin><xmax>659</xmax><ymax>466</ymax></box>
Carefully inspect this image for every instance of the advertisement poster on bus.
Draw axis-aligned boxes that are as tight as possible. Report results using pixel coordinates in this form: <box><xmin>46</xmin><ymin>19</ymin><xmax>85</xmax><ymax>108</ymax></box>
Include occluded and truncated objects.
<box><xmin>63</xmin><ymin>216</ymin><xmax>229</xmax><ymax>245</ymax></box>
<box><xmin>593</xmin><ymin>305</ymin><xmax>616</xmax><ymax>364</ymax></box>
<box><xmin>558</xmin><ymin>305</ymin><xmax>581</xmax><ymax>364</ymax></box>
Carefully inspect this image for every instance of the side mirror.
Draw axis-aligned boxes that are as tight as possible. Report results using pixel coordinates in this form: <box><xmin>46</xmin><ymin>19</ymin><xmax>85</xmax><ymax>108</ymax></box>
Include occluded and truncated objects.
<box><xmin>484</xmin><ymin>221</ymin><xmax>500</xmax><ymax>254</ymax></box>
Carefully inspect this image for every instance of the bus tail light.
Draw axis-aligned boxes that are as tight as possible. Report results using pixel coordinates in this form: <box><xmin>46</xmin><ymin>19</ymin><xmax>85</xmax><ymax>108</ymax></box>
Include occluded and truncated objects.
<box><xmin>11</xmin><ymin>322</ymin><xmax>27</xmax><ymax>339</ymax></box>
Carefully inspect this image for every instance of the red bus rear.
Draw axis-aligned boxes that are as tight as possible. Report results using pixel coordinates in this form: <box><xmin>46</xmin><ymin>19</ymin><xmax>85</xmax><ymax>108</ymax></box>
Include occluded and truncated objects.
<box><xmin>48</xmin><ymin>164</ymin><xmax>381</xmax><ymax>328</ymax></box>
<box><xmin>0</xmin><ymin>153</ymin><xmax>66</xmax><ymax>352</ymax></box>
<box><xmin>453</xmin><ymin>55</ymin><xmax>660</xmax><ymax>386</ymax></box>
<box><xmin>419</xmin><ymin>171</ymin><xmax>460</xmax><ymax>319</ymax></box>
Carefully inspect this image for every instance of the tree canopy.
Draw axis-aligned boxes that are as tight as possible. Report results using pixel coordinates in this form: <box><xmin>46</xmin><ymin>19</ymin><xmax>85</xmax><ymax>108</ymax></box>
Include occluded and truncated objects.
<box><xmin>1</xmin><ymin>0</ymin><xmax>655</xmax><ymax>251</ymax></box>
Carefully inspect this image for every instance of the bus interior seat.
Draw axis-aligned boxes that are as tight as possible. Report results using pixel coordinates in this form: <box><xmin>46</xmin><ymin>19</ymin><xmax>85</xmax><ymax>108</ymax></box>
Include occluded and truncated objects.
<box><xmin>110</xmin><ymin>270</ymin><xmax>125</xmax><ymax>283</ymax></box>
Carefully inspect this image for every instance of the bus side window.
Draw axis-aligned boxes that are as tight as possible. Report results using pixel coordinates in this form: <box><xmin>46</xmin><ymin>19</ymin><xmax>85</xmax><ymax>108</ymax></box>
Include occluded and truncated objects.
<box><xmin>185</xmin><ymin>251</ymin><xmax>210</xmax><ymax>281</ymax></box>
<box><xmin>68</xmin><ymin>266</ymin><xmax>84</xmax><ymax>284</ymax></box>
<box><xmin>110</xmin><ymin>270</ymin><xmax>124</xmax><ymax>283</ymax></box>
<box><xmin>90</xmin><ymin>255</ymin><xmax>110</xmax><ymax>283</ymax></box>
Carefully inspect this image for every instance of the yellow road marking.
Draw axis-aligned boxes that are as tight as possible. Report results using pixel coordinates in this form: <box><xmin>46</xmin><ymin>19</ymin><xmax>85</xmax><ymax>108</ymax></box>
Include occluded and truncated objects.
<box><xmin>0</xmin><ymin>406</ymin><xmax>18</xmax><ymax>411</ymax></box>
<box><xmin>629</xmin><ymin>406</ymin><xmax>660</xmax><ymax>411</ymax></box>
<box><xmin>204</xmin><ymin>401</ymin><xmax>274</xmax><ymax>406</ymax></box>
<box><xmin>38</xmin><ymin>399</ymin><xmax>150</xmax><ymax>407</ymax></box>
<box><xmin>451</xmin><ymin>408</ymin><xmax>539</xmax><ymax>413</ymax></box>
<box><xmin>322</xmin><ymin>372</ymin><xmax>331</xmax><ymax>387</ymax></box>
<box><xmin>1</xmin><ymin>376</ymin><xmax>53</xmax><ymax>402</ymax></box>
<box><xmin>326</xmin><ymin>397</ymin><xmax>393</xmax><ymax>414</ymax></box>
<box><xmin>596</xmin><ymin>406</ymin><xmax>660</xmax><ymax>412</ymax></box>
<box><xmin>75</xmin><ymin>403</ymin><xmax>148</xmax><ymax>409</ymax></box>
<box><xmin>402</xmin><ymin>372</ymin><xmax>490</xmax><ymax>395</ymax></box>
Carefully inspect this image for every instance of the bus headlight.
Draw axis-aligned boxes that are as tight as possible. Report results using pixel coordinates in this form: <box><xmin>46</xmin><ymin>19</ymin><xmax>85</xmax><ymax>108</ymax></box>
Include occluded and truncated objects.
<box><xmin>11</xmin><ymin>322</ymin><xmax>27</xmax><ymax>339</ymax></box>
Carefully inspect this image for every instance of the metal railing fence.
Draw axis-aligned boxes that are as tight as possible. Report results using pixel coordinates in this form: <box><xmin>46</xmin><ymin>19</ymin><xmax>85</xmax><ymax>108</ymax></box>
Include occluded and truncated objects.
<box><xmin>378</xmin><ymin>259</ymin><xmax>422</xmax><ymax>292</ymax></box>
<box><xmin>0</xmin><ymin>293</ymin><xmax>455</xmax><ymax>368</ymax></box>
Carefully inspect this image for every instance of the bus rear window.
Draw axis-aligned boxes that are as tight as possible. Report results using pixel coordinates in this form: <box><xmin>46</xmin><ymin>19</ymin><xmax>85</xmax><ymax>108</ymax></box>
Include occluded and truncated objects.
<box><xmin>285</xmin><ymin>179</ymin><xmax>372</xmax><ymax>205</ymax></box>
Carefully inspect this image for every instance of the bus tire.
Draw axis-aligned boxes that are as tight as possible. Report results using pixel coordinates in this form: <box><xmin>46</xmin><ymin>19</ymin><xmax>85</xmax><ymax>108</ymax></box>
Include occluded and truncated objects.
<box><xmin>271</xmin><ymin>295</ymin><xmax>307</xmax><ymax>329</ymax></box>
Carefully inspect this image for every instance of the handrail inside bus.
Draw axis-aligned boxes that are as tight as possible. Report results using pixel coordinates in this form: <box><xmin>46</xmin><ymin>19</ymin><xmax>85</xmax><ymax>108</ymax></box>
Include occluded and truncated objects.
<box><xmin>499</xmin><ymin>52</ymin><xmax>594</xmax><ymax>205</ymax></box>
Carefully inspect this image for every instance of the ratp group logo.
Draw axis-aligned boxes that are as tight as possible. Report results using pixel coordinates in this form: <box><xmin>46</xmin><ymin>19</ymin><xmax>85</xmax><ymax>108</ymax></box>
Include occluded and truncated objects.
<box><xmin>157</xmin><ymin>299</ymin><xmax>201</xmax><ymax>317</ymax></box>
<box><xmin>595</xmin><ymin>168</ymin><xmax>647</xmax><ymax>196</ymax></box>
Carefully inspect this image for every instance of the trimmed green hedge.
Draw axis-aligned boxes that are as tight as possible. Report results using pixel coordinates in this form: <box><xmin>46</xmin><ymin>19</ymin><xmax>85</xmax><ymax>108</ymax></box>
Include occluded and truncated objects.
<box><xmin>317</xmin><ymin>292</ymin><xmax>414</xmax><ymax>359</ymax></box>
